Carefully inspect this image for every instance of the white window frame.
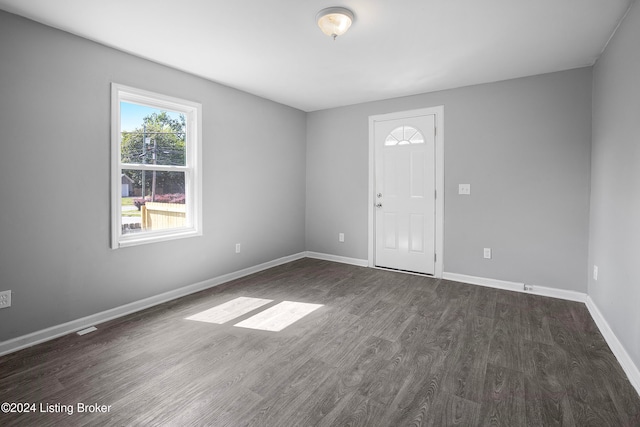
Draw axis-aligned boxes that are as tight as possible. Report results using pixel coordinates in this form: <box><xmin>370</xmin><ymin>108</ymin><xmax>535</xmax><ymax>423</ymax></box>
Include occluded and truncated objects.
<box><xmin>111</xmin><ymin>83</ymin><xmax>202</xmax><ymax>248</ymax></box>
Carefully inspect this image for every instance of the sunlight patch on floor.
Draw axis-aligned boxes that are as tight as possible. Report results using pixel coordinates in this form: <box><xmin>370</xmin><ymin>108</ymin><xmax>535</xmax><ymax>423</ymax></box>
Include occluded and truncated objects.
<box><xmin>233</xmin><ymin>301</ymin><xmax>324</xmax><ymax>332</ymax></box>
<box><xmin>185</xmin><ymin>297</ymin><xmax>272</xmax><ymax>324</ymax></box>
<box><xmin>186</xmin><ymin>297</ymin><xmax>323</xmax><ymax>331</ymax></box>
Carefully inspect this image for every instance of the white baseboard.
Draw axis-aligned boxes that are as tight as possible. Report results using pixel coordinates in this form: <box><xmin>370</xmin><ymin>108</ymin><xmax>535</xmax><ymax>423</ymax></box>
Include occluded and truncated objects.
<box><xmin>442</xmin><ymin>272</ymin><xmax>587</xmax><ymax>303</ymax></box>
<box><xmin>533</xmin><ymin>285</ymin><xmax>587</xmax><ymax>303</ymax></box>
<box><xmin>443</xmin><ymin>272</ymin><xmax>525</xmax><ymax>292</ymax></box>
<box><xmin>586</xmin><ymin>296</ymin><xmax>640</xmax><ymax>397</ymax></box>
<box><xmin>0</xmin><ymin>252</ymin><xmax>307</xmax><ymax>357</ymax></box>
<box><xmin>304</xmin><ymin>251</ymin><xmax>369</xmax><ymax>267</ymax></box>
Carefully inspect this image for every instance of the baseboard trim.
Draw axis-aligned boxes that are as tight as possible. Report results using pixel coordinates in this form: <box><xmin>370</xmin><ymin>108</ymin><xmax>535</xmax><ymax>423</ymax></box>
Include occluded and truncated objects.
<box><xmin>0</xmin><ymin>252</ymin><xmax>307</xmax><ymax>357</ymax></box>
<box><xmin>442</xmin><ymin>272</ymin><xmax>587</xmax><ymax>303</ymax></box>
<box><xmin>586</xmin><ymin>296</ymin><xmax>640</xmax><ymax>396</ymax></box>
<box><xmin>304</xmin><ymin>251</ymin><xmax>369</xmax><ymax>267</ymax></box>
<box><xmin>443</xmin><ymin>272</ymin><xmax>524</xmax><ymax>292</ymax></box>
<box><xmin>534</xmin><ymin>285</ymin><xmax>587</xmax><ymax>303</ymax></box>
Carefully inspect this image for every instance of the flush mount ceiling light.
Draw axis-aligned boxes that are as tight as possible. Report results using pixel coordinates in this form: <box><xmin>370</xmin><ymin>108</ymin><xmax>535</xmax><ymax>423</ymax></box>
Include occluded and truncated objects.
<box><xmin>316</xmin><ymin>7</ymin><xmax>354</xmax><ymax>40</ymax></box>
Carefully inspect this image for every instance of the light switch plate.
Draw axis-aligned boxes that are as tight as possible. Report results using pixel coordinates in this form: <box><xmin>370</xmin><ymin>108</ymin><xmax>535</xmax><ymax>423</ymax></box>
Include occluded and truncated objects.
<box><xmin>459</xmin><ymin>184</ymin><xmax>471</xmax><ymax>195</ymax></box>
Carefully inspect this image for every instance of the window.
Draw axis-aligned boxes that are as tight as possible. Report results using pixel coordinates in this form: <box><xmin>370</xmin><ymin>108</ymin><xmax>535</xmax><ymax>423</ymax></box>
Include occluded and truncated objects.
<box><xmin>111</xmin><ymin>84</ymin><xmax>202</xmax><ymax>248</ymax></box>
<box><xmin>384</xmin><ymin>126</ymin><xmax>425</xmax><ymax>146</ymax></box>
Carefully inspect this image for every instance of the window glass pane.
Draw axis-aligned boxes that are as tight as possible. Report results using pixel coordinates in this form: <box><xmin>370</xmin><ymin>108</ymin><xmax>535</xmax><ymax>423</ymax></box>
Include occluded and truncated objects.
<box><xmin>121</xmin><ymin>170</ymin><xmax>186</xmax><ymax>235</ymax></box>
<box><xmin>403</xmin><ymin>126</ymin><xmax>418</xmax><ymax>141</ymax></box>
<box><xmin>385</xmin><ymin>135</ymin><xmax>399</xmax><ymax>146</ymax></box>
<box><xmin>120</xmin><ymin>102</ymin><xmax>186</xmax><ymax>166</ymax></box>
<box><xmin>390</xmin><ymin>127</ymin><xmax>404</xmax><ymax>141</ymax></box>
<box><xmin>409</xmin><ymin>132</ymin><xmax>424</xmax><ymax>144</ymax></box>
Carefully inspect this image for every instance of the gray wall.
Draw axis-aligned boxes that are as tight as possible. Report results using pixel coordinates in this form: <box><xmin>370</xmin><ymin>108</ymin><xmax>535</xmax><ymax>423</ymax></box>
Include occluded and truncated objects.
<box><xmin>590</xmin><ymin>2</ymin><xmax>640</xmax><ymax>371</ymax></box>
<box><xmin>0</xmin><ymin>11</ymin><xmax>307</xmax><ymax>342</ymax></box>
<box><xmin>307</xmin><ymin>69</ymin><xmax>593</xmax><ymax>292</ymax></box>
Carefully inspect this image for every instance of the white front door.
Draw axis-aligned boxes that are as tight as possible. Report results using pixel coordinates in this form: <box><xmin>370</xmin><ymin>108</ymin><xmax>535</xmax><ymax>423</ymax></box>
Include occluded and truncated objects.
<box><xmin>374</xmin><ymin>114</ymin><xmax>436</xmax><ymax>275</ymax></box>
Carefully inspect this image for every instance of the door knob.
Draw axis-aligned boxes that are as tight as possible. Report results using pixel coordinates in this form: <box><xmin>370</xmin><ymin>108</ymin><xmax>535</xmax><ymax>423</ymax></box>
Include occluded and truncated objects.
<box><xmin>376</xmin><ymin>203</ymin><xmax>383</xmax><ymax>208</ymax></box>
<box><xmin>377</xmin><ymin>193</ymin><xmax>383</xmax><ymax>198</ymax></box>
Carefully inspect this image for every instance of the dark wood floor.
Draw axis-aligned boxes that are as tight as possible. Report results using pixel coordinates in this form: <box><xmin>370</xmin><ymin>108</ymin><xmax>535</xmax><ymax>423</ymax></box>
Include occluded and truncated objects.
<box><xmin>1</xmin><ymin>258</ymin><xmax>639</xmax><ymax>426</ymax></box>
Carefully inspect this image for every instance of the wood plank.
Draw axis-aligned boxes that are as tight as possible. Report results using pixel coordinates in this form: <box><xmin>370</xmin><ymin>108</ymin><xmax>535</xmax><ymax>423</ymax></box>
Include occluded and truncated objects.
<box><xmin>431</xmin><ymin>394</ymin><xmax>481</xmax><ymax>427</ymax></box>
<box><xmin>522</xmin><ymin>340</ymin><xmax>575</xmax><ymax>426</ymax></box>
<box><xmin>479</xmin><ymin>363</ymin><xmax>526</xmax><ymax>426</ymax></box>
<box><xmin>522</xmin><ymin>294</ymin><xmax>554</xmax><ymax>345</ymax></box>
<box><xmin>487</xmin><ymin>302</ymin><xmax>524</xmax><ymax>371</ymax></box>
<box><xmin>241</xmin><ymin>358</ymin><xmax>335</xmax><ymax>427</ymax></box>
<box><xmin>442</xmin><ymin>314</ymin><xmax>494</xmax><ymax>403</ymax></box>
<box><xmin>317</xmin><ymin>392</ymin><xmax>387</xmax><ymax>427</ymax></box>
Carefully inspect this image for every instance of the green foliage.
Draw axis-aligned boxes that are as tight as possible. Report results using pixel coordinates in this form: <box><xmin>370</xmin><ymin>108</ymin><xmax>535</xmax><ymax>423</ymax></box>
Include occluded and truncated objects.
<box><xmin>121</xmin><ymin>111</ymin><xmax>185</xmax><ymax>165</ymax></box>
<box><xmin>121</xmin><ymin>111</ymin><xmax>186</xmax><ymax>197</ymax></box>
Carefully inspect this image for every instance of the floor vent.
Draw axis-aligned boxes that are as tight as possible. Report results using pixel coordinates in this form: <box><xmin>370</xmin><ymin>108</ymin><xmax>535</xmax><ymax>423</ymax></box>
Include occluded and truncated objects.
<box><xmin>76</xmin><ymin>326</ymin><xmax>97</xmax><ymax>336</ymax></box>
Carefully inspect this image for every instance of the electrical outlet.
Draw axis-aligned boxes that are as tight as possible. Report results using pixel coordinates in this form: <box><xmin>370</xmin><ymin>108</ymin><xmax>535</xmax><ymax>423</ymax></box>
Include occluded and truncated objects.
<box><xmin>0</xmin><ymin>290</ymin><xmax>11</xmax><ymax>309</ymax></box>
<box><xmin>524</xmin><ymin>284</ymin><xmax>533</xmax><ymax>292</ymax></box>
<box><xmin>235</xmin><ymin>243</ymin><xmax>241</xmax><ymax>254</ymax></box>
<box><xmin>339</xmin><ymin>233</ymin><xmax>345</xmax><ymax>243</ymax></box>
<box><xmin>459</xmin><ymin>184</ymin><xmax>471</xmax><ymax>195</ymax></box>
<box><xmin>483</xmin><ymin>248</ymin><xmax>492</xmax><ymax>259</ymax></box>
<box><xmin>593</xmin><ymin>265</ymin><xmax>598</xmax><ymax>281</ymax></box>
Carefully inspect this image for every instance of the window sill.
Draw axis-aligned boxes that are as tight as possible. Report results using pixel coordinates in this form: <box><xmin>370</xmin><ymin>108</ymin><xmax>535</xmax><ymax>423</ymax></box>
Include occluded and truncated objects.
<box><xmin>115</xmin><ymin>228</ymin><xmax>202</xmax><ymax>249</ymax></box>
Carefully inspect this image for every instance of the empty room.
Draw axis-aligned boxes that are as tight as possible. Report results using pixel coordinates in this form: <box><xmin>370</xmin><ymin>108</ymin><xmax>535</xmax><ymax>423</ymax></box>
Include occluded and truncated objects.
<box><xmin>1</xmin><ymin>0</ymin><xmax>639</xmax><ymax>425</ymax></box>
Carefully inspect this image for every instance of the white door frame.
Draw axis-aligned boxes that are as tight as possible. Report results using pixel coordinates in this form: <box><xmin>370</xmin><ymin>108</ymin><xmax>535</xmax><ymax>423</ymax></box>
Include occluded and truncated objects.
<box><xmin>368</xmin><ymin>106</ymin><xmax>444</xmax><ymax>278</ymax></box>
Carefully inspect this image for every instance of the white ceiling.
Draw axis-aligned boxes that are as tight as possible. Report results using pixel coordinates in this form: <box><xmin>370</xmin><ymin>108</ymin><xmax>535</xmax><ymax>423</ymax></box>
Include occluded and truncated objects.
<box><xmin>0</xmin><ymin>0</ymin><xmax>633</xmax><ymax>111</ymax></box>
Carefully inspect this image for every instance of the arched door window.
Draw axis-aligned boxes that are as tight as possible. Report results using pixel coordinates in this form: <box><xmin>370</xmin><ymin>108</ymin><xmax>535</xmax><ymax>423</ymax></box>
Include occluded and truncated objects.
<box><xmin>384</xmin><ymin>126</ymin><xmax>424</xmax><ymax>146</ymax></box>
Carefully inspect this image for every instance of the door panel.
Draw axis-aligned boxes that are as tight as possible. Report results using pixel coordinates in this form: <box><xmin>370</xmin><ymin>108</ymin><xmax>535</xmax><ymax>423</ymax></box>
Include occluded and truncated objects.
<box><xmin>375</xmin><ymin>115</ymin><xmax>435</xmax><ymax>275</ymax></box>
<box><xmin>384</xmin><ymin>153</ymin><xmax>399</xmax><ymax>197</ymax></box>
<box><xmin>384</xmin><ymin>212</ymin><xmax>398</xmax><ymax>249</ymax></box>
<box><xmin>409</xmin><ymin>214</ymin><xmax>424</xmax><ymax>253</ymax></box>
<box><xmin>410</xmin><ymin>151</ymin><xmax>425</xmax><ymax>197</ymax></box>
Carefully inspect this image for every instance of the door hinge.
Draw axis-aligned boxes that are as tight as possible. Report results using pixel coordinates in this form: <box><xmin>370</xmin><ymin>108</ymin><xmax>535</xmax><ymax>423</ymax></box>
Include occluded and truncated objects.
<box><xmin>434</xmin><ymin>127</ymin><xmax>437</xmax><ymax>137</ymax></box>
<box><xmin>434</xmin><ymin>253</ymin><xmax>437</xmax><ymax>262</ymax></box>
<box><xmin>434</xmin><ymin>190</ymin><xmax>437</xmax><ymax>199</ymax></box>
